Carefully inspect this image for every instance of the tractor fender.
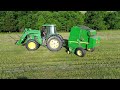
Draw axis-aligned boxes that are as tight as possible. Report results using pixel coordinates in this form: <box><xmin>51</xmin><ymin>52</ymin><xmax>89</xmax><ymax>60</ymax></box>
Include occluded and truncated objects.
<box><xmin>47</xmin><ymin>34</ymin><xmax>64</xmax><ymax>43</ymax></box>
<box><xmin>47</xmin><ymin>34</ymin><xmax>60</xmax><ymax>40</ymax></box>
<box><xmin>57</xmin><ymin>34</ymin><xmax>64</xmax><ymax>41</ymax></box>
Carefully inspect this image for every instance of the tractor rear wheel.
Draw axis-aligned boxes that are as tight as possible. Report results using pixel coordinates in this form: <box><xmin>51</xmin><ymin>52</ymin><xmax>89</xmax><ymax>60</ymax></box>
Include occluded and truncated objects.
<box><xmin>75</xmin><ymin>48</ymin><xmax>86</xmax><ymax>57</ymax></box>
<box><xmin>25</xmin><ymin>39</ymin><xmax>40</xmax><ymax>51</ymax></box>
<box><xmin>47</xmin><ymin>36</ymin><xmax>63</xmax><ymax>51</ymax></box>
<box><xmin>57</xmin><ymin>34</ymin><xmax>64</xmax><ymax>41</ymax></box>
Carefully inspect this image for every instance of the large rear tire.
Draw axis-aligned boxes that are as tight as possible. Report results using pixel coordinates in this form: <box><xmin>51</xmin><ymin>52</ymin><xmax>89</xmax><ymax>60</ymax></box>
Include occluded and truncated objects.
<box><xmin>46</xmin><ymin>36</ymin><xmax>63</xmax><ymax>51</ymax></box>
<box><xmin>25</xmin><ymin>39</ymin><xmax>40</xmax><ymax>51</ymax></box>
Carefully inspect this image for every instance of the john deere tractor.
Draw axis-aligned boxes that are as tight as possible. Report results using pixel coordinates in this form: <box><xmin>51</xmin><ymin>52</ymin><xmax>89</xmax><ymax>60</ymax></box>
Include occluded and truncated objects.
<box><xmin>16</xmin><ymin>24</ymin><xmax>64</xmax><ymax>51</ymax></box>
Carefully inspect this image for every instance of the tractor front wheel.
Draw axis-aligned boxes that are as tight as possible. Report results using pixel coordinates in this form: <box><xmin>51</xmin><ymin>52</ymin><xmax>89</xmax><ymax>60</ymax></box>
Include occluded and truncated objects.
<box><xmin>47</xmin><ymin>36</ymin><xmax>63</xmax><ymax>51</ymax></box>
<box><xmin>25</xmin><ymin>39</ymin><xmax>40</xmax><ymax>51</ymax></box>
<box><xmin>75</xmin><ymin>48</ymin><xmax>86</xmax><ymax>57</ymax></box>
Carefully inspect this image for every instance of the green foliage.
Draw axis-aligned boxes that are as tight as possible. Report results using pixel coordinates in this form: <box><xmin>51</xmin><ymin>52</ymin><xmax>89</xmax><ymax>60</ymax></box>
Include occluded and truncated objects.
<box><xmin>85</xmin><ymin>11</ymin><xmax>108</xmax><ymax>30</ymax></box>
<box><xmin>104</xmin><ymin>11</ymin><xmax>120</xmax><ymax>29</ymax></box>
<box><xmin>0</xmin><ymin>11</ymin><xmax>85</xmax><ymax>32</ymax></box>
<box><xmin>0</xmin><ymin>11</ymin><xmax>17</xmax><ymax>32</ymax></box>
<box><xmin>0</xmin><ymin>11</ymin><xmax>120</xmax><ymax>32</ymax></box>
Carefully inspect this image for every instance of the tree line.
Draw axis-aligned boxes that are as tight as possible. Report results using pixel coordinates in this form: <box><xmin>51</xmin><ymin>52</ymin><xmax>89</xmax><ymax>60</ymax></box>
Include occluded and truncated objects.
<box><xmin>0</xmin><ymin>11</ymin><xmax>120</xmax><ymax>32</ymax></box>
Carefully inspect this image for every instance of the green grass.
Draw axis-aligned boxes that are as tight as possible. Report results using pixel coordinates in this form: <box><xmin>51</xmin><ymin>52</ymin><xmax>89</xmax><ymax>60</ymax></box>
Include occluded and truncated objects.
<box><xmin>0</xmin><ymin>30</ymin><xmax>120</xmax><ymax>79</ymax></box>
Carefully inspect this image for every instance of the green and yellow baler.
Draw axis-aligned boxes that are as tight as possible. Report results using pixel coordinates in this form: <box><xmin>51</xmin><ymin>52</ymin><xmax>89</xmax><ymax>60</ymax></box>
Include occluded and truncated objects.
<box><xmin>67</xmin><ymin>25</ymin><xmax>100</xmax><ymax>57</ymax></box>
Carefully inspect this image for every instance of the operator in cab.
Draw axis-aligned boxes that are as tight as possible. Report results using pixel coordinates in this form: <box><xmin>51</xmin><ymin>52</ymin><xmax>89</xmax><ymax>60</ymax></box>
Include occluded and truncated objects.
<box><xmin>41</xmin><ymin>26</ymin><xmax>47</xmax><ymax>45</ymax></box>
<box><xmin>41</xmin><ymin>26</ymin><xmax>47</xmax><ymax>37</ymax></box>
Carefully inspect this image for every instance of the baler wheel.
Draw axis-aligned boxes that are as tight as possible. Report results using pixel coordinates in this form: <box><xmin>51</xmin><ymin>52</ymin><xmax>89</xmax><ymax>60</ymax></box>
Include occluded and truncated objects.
<box><xmin>75</xmin><ymin>48</ymin><xmax>86</xmax><ymax>57</ymax></box>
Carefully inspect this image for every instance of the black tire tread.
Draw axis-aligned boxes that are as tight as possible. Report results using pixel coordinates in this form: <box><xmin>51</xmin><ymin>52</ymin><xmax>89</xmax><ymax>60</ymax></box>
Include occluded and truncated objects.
<box><xmin>25</xmin><ymin>39</ymin><xmax>40</xmax><ymax>51</ymax></box>
<box><xmin>75</xmin><ymin>48</ymin><xmax>86</xmax><ymax>57</ymax></box>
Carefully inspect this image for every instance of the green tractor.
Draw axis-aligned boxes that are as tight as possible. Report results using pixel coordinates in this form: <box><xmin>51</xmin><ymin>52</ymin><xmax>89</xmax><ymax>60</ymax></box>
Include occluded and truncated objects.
<box><xmin>16</xmin><ymin>24</ymin><xmax>64</xmax><ymax>51</ymax></box>
<box><xmin>67</xmin><ymin>25</ymin><xmax>100</xmax><ymax>57</ymax></box>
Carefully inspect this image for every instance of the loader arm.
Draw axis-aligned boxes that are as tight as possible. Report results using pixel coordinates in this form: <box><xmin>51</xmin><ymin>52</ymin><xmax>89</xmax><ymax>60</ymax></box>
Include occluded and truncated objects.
<box><xmin>15</xmin><ymin>29</ymin><xmax>28</xmax><ymax>45</ymax></box>
<box><xmin>16</xmin><ymin>28</ymin><xmax>42</xmax><ymax>45</ymax></box>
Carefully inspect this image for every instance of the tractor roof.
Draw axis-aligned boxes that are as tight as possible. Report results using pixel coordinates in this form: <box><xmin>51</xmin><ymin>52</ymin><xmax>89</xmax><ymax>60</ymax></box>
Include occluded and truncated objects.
<box><xmin>42</xmin><ymin>24</ymin><xmax>56</xmax><ymax>27</ymax></box>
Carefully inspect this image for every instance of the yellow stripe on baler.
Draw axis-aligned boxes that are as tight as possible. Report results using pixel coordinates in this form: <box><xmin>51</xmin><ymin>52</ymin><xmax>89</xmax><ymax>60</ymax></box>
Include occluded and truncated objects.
<box><xmin>69</xmin><ymin>41</ymin><xmax>89</xmax><ymax>44</ymax></box>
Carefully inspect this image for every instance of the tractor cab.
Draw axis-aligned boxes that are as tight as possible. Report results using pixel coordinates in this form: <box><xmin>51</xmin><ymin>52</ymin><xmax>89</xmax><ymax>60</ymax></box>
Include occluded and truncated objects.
<box><xmin>41</xmin><ymin>24</ymin><xmax>57</xmax><ymax>38</ymax></box>
<box><xmin>40</xmin><ymin>24</ymin><xmax>63</xmax><ymax>51</ymax></box>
